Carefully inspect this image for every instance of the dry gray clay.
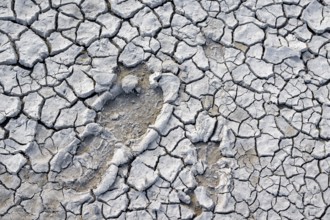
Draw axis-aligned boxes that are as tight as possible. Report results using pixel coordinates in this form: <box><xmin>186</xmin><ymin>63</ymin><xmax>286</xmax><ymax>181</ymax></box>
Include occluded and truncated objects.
<box><xmin>0</xmin><ymin>0</ymin><xmax>329</xmax><ymax>219</ymax></box>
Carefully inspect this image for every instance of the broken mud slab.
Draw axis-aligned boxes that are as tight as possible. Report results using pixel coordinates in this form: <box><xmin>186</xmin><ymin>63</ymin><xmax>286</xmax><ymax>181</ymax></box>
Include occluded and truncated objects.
<box><xmin>97</xmin><ymin>65</ymin><xmax>163</xmax><ymax>144</ymax></box>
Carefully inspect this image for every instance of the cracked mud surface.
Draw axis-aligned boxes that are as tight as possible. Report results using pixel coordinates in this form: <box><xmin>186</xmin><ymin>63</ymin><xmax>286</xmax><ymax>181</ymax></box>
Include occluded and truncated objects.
<box><xmin>1</xmin><ymin>0</ymin><xmax>330</xmax><ymax>219</ymax></box>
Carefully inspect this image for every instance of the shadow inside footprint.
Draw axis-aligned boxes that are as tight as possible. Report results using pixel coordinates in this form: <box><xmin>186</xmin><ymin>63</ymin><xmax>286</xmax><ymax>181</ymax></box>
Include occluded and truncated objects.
<box><xmin>97</xmin><ymin>65</ymin><xmax>163</xmax><ymax>143</ymax></box>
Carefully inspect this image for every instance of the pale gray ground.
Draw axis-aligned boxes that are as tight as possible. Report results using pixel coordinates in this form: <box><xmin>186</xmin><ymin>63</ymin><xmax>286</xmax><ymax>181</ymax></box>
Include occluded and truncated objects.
<box><xmin>0</xmin><ymin>0</ymin><xmax>330</xmax><ymax>219</ymax></box>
